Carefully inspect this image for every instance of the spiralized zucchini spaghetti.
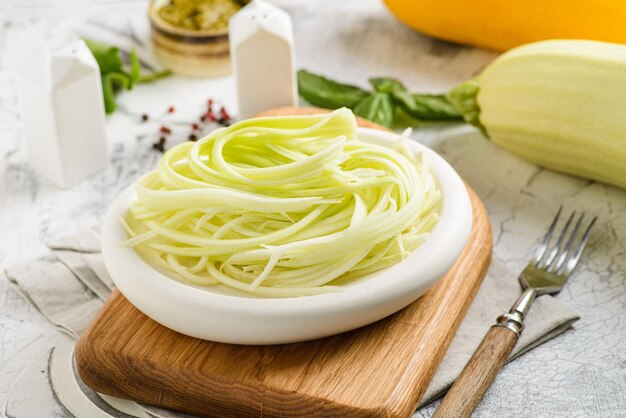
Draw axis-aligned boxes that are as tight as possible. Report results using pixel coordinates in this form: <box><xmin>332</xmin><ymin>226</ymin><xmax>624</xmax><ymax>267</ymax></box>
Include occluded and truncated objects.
<box><xmin>122</xmin><ymin>109</ymin><xmax>440</xmax><ymax>297</ymax></box>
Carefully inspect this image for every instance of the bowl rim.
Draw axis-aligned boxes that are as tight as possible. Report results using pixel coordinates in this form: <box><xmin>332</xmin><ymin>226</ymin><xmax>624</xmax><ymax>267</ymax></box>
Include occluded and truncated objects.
<box><xmin>101</xmin><ymin>127</ymin><xmax>472</xmax><ymax>330</ymax></box>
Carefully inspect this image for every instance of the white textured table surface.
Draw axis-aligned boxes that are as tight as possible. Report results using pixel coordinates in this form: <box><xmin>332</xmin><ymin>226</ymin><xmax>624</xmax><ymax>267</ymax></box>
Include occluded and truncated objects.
<box><xmin>1</xmin><ymin>1</ymin><xmax>625</xmax><ymax>417</ymax></box>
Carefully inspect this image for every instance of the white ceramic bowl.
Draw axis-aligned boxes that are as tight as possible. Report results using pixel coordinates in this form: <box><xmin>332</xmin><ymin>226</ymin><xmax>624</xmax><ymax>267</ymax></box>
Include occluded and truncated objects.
<box><xmin>101</xmin><ymin>128</ymin><xmax>473</xmax><ymax>345</ymax></box>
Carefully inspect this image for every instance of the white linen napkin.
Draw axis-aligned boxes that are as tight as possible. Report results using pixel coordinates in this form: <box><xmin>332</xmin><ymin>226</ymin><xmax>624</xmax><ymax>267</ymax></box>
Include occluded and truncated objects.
<box><xmin>5</xmin><ymin>228</ymin><xmax>579</xmax><ymax>417</ymax></box>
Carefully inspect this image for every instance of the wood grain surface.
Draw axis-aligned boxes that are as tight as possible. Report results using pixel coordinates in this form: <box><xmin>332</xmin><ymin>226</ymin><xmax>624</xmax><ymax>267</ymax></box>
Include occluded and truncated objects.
<box><xmin>75</xmin><ymin>108</ymin><xmax>493</xmax><ymax>418</ymax></box>
<box><xmin>433</xmin><ymin>326</ymin><xmax>519</xmax><ymax>418</ymax></box>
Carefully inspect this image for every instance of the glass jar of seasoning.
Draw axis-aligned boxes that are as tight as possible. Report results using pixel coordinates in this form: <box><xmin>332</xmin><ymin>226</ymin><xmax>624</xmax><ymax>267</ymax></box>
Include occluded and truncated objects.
<box><xmin>149</xmin><ymin>0</ymin><xmax>247</xmax><ymax>77</ymax></box>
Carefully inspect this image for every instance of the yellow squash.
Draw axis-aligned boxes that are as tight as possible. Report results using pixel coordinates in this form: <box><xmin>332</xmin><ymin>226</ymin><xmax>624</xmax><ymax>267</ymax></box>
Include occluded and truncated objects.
<box><xmin>383</xmin><ymin>0</ymin><xmax>626</xmax><ymax>51</ymax></box>
<box><xmin>448</xmin><ymin>40</ymin><xmax>626</xmax><ymax>189</ymax></box>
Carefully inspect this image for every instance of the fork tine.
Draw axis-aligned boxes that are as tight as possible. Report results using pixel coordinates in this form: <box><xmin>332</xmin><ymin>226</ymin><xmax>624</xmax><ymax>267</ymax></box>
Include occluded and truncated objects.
<box><xmin>533</xmin><ymin>206</ymin><xmax>562</xmax><ymax>263</ymax></box>
<box><xmin>538</xmin><ymin>209</ymin><xmax>575</xmax><ymax>268</ymax></box>
<box><xmin>549</xmin><ymin>212</ymin><xmax>585</xmax><ymax>273</ymax></box>
<box><xmin>558</xmin><ymin>216</ymin><xmax>597</xmax><ymax>277</ymax></box>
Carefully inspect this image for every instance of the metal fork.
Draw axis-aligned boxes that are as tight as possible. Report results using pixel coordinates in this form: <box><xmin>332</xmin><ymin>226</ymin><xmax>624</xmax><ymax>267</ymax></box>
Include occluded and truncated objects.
<box><xmin>433</xmin><ymin>208</ymin><xmax>597</xmax><ymax>418</ymax></box>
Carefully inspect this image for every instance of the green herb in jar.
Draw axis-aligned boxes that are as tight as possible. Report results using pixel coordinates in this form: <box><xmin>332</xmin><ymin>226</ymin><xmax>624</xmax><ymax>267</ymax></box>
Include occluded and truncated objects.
<box><xmin>157</xmin><ymin>0</ymin><xmax>243</xmax><ymax>31</ymax></box>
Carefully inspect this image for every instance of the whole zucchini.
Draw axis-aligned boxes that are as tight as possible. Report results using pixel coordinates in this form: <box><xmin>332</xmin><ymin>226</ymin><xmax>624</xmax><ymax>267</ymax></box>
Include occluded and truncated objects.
<box><xmin>448</xmin><ymin>40</ymin><xmax>626</xmax><ymax>189</ymax></box>
<box><xmin>382</xmin><ymin>0</ymin><xmax>626</xmax><ymax>51</ymax></box>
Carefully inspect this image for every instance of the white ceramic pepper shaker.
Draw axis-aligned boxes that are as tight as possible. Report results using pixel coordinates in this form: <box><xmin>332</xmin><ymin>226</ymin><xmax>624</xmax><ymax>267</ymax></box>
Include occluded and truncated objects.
<box><xmin>16</xmin><ymin>39</ymin><xmax>108</xmax><ymax>188</ymax></box>
<box><xmin>229</xmin><ymin>0</ymin><xmax>298</xmax><ymax>119</ymax></box>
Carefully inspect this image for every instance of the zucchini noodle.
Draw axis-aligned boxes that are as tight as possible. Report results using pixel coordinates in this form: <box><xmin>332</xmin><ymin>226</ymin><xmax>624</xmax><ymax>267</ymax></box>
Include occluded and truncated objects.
<box><xmin>122</xmin><ymin>108</ymin><xmax>441</xmax><ymax>297</ymax></box>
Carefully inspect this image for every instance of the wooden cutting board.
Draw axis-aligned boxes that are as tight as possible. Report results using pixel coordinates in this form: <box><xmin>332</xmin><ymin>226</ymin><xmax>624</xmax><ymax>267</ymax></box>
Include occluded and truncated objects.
<box><xmin>75</xmin><ymin>108</ymin><xmax>493</xmax><ymax>418</ymax></box>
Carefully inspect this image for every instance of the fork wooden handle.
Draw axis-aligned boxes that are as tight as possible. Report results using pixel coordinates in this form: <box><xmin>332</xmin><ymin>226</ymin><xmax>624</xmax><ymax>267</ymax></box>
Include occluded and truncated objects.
<box><xmin>433</xmin><ymin>325</ymin><xmax>518</xmax><ymax>418</ymax></box>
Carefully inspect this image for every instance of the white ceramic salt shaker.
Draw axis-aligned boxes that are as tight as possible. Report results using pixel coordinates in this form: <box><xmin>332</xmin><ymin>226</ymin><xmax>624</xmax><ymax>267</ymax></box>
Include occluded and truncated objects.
<box><xmin>229</xmin><ymin>0</ymin><xmax>298</xmax><ymax>119</ymax></box>
<box><xmin>16</xmin><ymin>39</ymin><xmax>108</xmax><ymax>188</ymax></box>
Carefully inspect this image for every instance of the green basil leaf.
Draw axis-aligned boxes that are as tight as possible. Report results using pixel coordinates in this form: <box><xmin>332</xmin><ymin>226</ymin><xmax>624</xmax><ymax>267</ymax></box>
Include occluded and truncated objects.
<box><xmin>137</xmin><ymin>69</ymin><xmax>173</xmax><ymax>83</ymax></box>
<box><xmin>369</xmin><ymin>77</ymin><xmax>415</xmax><ymax>113</ymax></box>
<box><xmin>393</xmin><ymin>105</ymin><xmax>422</xmax><ymax>129</ymax></box>
<box><xmin>108</xmin><ymin>72</ymin><xmax>131</xmax><ymax>90</ymax></box>
<box><xmin>101</xmin><ymin>72</ymin><xmax>131</xmax><ymax>114</ymax></box>
<box><xmin>83</xmin><ymin>38</ymin><xmax>123</xmax><ymax>75</ymax></box>
<box><xmin>84</xmin><ymin>38</ymin><xmax>171</xmax><ymax>115</ymax></box>
<box><xmin>401</xmin><ymin>93</ymin><xmax>463</xmax><ymax>121</ymax></box>
<box><xmin>371</xmin><ymin>77</ymin><xmax>462</xmax><ymax>121</ymax></box>
<box><xmin>101</xmin><ymin>73</ymin><xmax>116</xmax><ymax>114</ymax></box>
<box><xmin>390</xmin><ymin>89</ymin><xmax>417</xmax><ymax>115</ymax></box>
<box><xmin>353</xmin><ymin>92</ymin><xmax>394</xmax><ymax>128</ymax></box>
<box><xmin>369</xmin><ymin>77</ymin><xmax>407</xmax><ymax>94</ymax></box>
<box><xmin>297</xmin><ymin>70</ymin><xmax>369</xmax><ymax>109</ymax></box>
<box><xmin>129</xmin><ymin>49</ymin><xmax>141</xmax><ymax>88</ymax></box>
